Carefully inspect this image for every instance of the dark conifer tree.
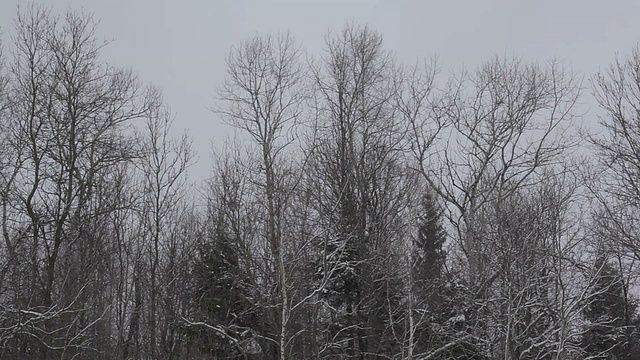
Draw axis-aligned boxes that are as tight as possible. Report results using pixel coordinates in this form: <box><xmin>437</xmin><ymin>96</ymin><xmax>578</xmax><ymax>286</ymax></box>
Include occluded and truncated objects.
<box><xmin>190</xmin><ymin>214</ymin><xmax>260</xmax><ymax>359</ymax></box>
<box><xmin>583</xmin><ymin>255</ymin><xmax>638</xmax><ymax>359</ymax></box>
<box><xmin>412</xmin><ymin>191</ymin><xmax>447</xmax><ymax>302</ymax></box>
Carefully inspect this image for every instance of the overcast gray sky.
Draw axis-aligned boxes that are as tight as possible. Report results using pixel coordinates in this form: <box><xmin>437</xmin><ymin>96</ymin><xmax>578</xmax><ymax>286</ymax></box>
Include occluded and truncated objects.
<box><xmin>2</xmin><ymin>0</ymin><xmax>640</xmax><ymax>178</ymax></box>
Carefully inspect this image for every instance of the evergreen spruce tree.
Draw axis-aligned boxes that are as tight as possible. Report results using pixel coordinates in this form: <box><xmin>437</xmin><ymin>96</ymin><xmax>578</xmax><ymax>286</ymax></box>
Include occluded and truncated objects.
<box><xmin>411</xmin><ymin>191</ymin><xmax>449</xmax><ymax>356</ymax></box>
<box><xmin>190</xmin><ymin>215</ymin><xmax>260</xmax><ymax>358</ymax></box>
<box><xmin>409</xmin><ymin>191</ymin><xmax>487</xmax><ymax>359</ymax></box>
<box><xmin>412</xmin><ymin>191</ymin><xmax>447</xmax><ymax>301</ymax></box>
<box><xmin>582</xmin><ymin>255</ymin><xmax>637</xmax><ymax>359</ymax></box>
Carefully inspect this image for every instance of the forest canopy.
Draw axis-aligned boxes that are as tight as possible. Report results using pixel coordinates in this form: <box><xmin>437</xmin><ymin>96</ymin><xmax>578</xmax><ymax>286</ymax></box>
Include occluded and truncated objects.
<box><xmin>1</xmin><ymin>4</ymin><xmax>640</xmax><ymax>360</ymax></box>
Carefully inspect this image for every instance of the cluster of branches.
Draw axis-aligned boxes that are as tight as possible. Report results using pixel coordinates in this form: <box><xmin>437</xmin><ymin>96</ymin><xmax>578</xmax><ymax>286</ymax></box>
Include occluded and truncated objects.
<box><xmin>1</xmin><ymin>5</ymin><xmax>640</xmax><ymax>360</ymax></box>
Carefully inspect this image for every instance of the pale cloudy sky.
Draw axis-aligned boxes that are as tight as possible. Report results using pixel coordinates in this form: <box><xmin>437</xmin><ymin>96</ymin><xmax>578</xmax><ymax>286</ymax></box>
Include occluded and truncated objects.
<box><xmin>1</xmin><ymin>0</ymin><xmax>639</xmax><ymax>178</ymax></box>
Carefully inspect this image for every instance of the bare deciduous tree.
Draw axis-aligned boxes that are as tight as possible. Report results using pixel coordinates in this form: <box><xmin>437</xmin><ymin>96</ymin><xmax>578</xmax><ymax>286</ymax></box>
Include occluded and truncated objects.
<box><xmin>589</xmin><ymin>45</ymin><xmax>640</xmax><ymax>264</ymax></box>
<box><xmin>0</xmin><ymin>5</ymin><xmax>153</xmax><ymax>359</ymax></box>
<box><xmin>215</xmin><ymin>31</ymin><xmax>306</xmax><ymax>360</ymax></box>
<box><xmin>409</xmin><ymin>57</ymin><xmax>578</xmax><ymax>283</ymax></box>
<box><xmin>406</xmin><ymin>56</ymin><xmax>583</xmax><ymax>358</ymax></box>
<box><xmin>307</xmin><ymin>23</ymin><xmax>412</xmax><ymax>358</ymax></box>
<box><xmin>138</xmin><ymin>103</ymin><xmax>194</xmax><ymax>359</ymax></box>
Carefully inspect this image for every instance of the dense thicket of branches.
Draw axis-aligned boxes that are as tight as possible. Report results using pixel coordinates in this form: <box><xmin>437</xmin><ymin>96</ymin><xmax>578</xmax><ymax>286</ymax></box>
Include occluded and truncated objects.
<box><xmin>2</xmin><ymin>5</ymin><xmax>640</xmax><ymax>360</ymax></box>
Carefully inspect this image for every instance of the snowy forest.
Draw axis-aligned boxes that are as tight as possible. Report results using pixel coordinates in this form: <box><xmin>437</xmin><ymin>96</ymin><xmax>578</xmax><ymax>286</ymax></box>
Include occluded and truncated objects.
<box><xmin>2</xmin><ymin>4</ymin><xmax>640</xmax><ymax>360</ymax></box>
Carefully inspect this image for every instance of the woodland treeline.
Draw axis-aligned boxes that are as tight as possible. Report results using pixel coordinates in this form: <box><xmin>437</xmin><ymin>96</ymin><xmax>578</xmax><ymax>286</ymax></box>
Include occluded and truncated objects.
<box><xmin>2</xmin><ymin>5</ymin><xmax>640</xmax><ymax>360</ymax></box>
